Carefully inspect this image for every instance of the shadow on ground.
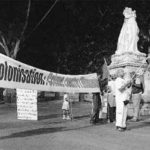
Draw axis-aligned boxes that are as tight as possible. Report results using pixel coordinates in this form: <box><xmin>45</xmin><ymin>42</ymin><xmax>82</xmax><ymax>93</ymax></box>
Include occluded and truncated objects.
<box><xmin>0</xmin><ymin>127</ymin><xmax>65</xmax><ymax>140</ymax></box>
<box><xmin>39</xmin><ymin>114</ymin><xmax>91</xmax><ymax>120</ymax></box>
<box><xmin>0</xmin><ymin>118</ymin><xmax>105</xmax><ymax>140</ymax></box>
<box><xmin>0</xmin><ymin>123</ymin><xmax>94</xmax><ymax>140</ymax></box>
<box><xmin>128</xmin><ymin>121</ymin><xmax>150</xmax><ymax>130</ymax></box>
<box><xmin>38</xmin><ymin>114</ymin><xmax>61</xmax><ymax>120</ymax></box>
<box><xmin>72</xmin><ymin>114</ymin><xmax>90</xmax><ymax>119</ymax></box>
<box><xmin>1</xmin><ymin>119</ymin><xmax>150</xmax><ymax>140</ymax></box>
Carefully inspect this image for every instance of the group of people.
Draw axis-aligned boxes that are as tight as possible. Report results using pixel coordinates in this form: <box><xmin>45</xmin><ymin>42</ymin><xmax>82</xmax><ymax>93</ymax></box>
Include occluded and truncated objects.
<box><xmin>61</xmin><ymin>69</ymin><xmax>144</xmax><ymax>132</ymax></box>
<box><xmin>90</xmin><ymin>69</ymin><xmax>144</xmax><ymax>132</ymax></box>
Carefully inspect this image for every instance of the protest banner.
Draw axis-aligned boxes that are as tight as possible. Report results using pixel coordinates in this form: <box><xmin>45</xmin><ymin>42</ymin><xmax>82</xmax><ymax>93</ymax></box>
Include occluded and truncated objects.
<box><xmin>17</xmin><ymin>89</ymin><xmax>38</xmax><ymax>120</ymax></box>
<box><xmin>0</xmin><ymin>53</ymin><xmax>100</xmax><ymax>93</ymax></box>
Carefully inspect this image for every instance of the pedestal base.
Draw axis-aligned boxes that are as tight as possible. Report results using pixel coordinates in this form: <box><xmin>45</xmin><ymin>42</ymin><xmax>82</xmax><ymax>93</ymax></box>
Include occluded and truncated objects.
<box><xmin>109</xmin><ymin>52</ymin><xmax>147</xmax><ymax>76</ymax></box>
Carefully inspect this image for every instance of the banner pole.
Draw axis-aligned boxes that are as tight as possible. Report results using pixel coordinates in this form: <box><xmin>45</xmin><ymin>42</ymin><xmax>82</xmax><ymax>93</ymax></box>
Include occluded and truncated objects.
<box><xmin>70</xmin><ymin>93</ymin><xmax>73</xmax><ymax>121</ymax></box>
<box><xmin>131</xmin><ymin>58</ymin><xmax>148</xmax><ymax>79</ymax></box>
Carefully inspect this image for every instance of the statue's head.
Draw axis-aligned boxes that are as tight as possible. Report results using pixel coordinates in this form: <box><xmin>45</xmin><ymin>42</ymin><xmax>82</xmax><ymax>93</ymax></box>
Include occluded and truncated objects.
<box><xmin>123</xmin><ymin>7</ymin><xmax>136</xmax><ymax>19</ymax></box>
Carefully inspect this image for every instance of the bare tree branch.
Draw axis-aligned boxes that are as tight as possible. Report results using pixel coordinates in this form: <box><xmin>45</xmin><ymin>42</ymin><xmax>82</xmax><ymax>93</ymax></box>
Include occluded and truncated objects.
<box><xmin>20</xmin><ymin>0</ymin><xmax>31</xmax><ymax>40</ymax></box>
<box><xmin>12</xmin><ymin>39</ymin><xmax>20</xmax><ymax>59</ymax></box>
<box><xmin>26</xmin><ymin>0</ymin><xmax>59</xmax><ymax>39</ymax></box>
<box><xmin>13</xmin><ymin>0</ymin><xmax>31</xmax><ymax>59</ymax></box>
<box><xmin>94</xmin><ymin>7</ymin><xmax>109</xmax><ymax>29</ymax></box>
<box><xmin>98</xmin><ymin>7</ymin><xmax>108</xmax><ymax>17</ymax></box>
<box><xmin>1</xmin><ymin>35</ymin><xmax>10</xmax><ymax>57</ymax></box>
<box><xmin>0</xmin><ymin>41</ymin><xmax>5</xmax><ymax>50</ymax></box>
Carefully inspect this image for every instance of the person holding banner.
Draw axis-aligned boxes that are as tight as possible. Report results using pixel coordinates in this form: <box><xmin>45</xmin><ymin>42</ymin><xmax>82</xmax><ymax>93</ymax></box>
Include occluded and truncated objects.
<box><xmin>115</xmin><ymin>69</ymin><xmax>132</xmax><ymax>131</ymax></box>
<box><xmin>90</xmin><ymin>92</ymin><xmax>101</xmax><ymax>124</ymax></box>
<box><xmin>62</xmin><ymin>93</ymin><xmax>71</xmax><ymax>120</ymax></box>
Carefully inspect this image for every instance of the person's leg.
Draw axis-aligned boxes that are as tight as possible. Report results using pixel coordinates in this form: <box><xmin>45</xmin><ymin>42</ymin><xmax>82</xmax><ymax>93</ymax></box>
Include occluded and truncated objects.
<box><xmin>137</xmin><ymin>94</ymin><xmax>142</xmax><ymax>120</ymax></box>
<box><xmin>90</xmin><ymin>109</ymin><xmax>97</xmax><ymax>124</ymax></box>
<box><xmin>108</xmin><ymin>103</ymin><xmax>114</xmax><ymax>122</ymax></box>
<box><xmin>116</xmin><ymin>102</ymin><xmax>125</xmax><ymax>130</ymax></box>
<box><xmin>66</xmin><ymin>110</ymin><xmax>70</xmax><ymax>120</ymax></box>
<box><xmin>95</xmin><ymin>109</ymin><xmax>100</xmax><ymax>123</ymax></box>
<box><xmin>132</xmin><ymin>94</ymin><xmax>141</xmax><ymax>121</ymax></box>
<box><xmin>90</xmin><ymin>97</ymin><xmax>97</xmax><ymax>124</ymax></box>
<box><xmin>122</xmin><ymin>105</ymin><xmax>128</xmax><ymax>129</ymax></box>
<box><xmin>117</xmin><ymin>105</ymin><xmax>127</xmax><ymax>132</ymax></box>
<box><xmin>113</xmin><ymin>107</ymin><xmax>116</xmax><ymax>121</ymax></box>
<box><xmin>62</xmin><ymin>110</ymin><xmax>66</xmax><ymax>119</ymax></box>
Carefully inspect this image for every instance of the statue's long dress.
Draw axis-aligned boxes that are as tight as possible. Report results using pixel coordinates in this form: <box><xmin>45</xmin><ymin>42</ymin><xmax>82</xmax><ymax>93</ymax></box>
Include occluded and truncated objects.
<box><xmin>116</xmin><ymin>17</ymin><xmax>139</xmax><ymax>54</ymax></box>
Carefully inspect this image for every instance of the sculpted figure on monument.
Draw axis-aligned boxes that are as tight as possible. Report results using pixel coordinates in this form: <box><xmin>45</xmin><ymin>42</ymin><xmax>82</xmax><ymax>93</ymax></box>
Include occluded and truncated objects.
<box><xmin>116</xmin><ymin>7</ymin><xmax>141</xmax><ymax>54</ymax></box>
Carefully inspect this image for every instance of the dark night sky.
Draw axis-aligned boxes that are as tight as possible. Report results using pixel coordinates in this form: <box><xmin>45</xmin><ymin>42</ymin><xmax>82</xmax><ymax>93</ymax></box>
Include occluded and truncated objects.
<box><xmin>18</xmin><ymin>0</ymin><xmax>75</xmax><ymax>70</ymax></box>
<box><xmin>18</xmin><ymin>0</ymin><xmax>62</xmax><ymax>70</ymax></box>
<box><xmin>0</xmin><ymin>0</ymin><xmax>150</xmax><ymax>73</ymax></box>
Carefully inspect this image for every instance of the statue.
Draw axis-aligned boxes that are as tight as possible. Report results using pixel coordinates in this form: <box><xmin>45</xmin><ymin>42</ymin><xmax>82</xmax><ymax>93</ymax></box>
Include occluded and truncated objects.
<box><xmin>116</xmin><ymin>7</ymin><xmax>141</xmax><ymax>54</ymax></box>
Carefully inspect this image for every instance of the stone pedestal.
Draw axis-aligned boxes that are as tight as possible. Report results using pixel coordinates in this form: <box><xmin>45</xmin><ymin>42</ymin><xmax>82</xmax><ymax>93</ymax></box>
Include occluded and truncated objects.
<box><xmin>109</xmin><ymin>52</ymin><xmax>147</xmax><ymax>76</ymax></box>
<box><xmin>142</xmin><ymin>70</ymin><xmax>150</xmax><ymax>102</ymax></box>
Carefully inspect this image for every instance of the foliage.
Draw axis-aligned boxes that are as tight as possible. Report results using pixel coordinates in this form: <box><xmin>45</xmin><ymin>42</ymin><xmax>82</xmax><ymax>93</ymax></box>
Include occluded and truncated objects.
<box><xmin>0</xmin><ymin>0</ymin><xmax>150</xmax><ymax>75</ymax></box>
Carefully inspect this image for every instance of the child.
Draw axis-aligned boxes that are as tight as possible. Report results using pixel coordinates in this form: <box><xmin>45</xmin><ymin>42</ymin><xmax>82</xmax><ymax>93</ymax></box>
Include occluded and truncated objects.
<box><xmin>62</xmin><ymin>93</ymin><xmax>71</xmax><ymax>120</ymax></box>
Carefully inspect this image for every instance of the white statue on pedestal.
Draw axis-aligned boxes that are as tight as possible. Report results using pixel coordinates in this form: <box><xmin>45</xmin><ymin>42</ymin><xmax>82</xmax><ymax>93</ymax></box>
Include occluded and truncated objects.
<box><xmin>116</xmin><ymin>7</ymin><xmax>141</xmax><ymax>54</ymax></box>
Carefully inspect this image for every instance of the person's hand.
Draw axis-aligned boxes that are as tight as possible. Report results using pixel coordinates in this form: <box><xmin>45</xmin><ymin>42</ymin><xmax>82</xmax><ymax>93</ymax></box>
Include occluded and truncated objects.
<box><xmin>126</xmin><ymin>80</ymin><xmax>132</xmax><ymax>87</ymax></box>
<box><xmin>124</xmin><ymin>100</ymin><xmax>129</xmax><ymax>105</ymax></box>
<box><xmin>129</xmin><ymin>79</ymin><xmax>134</xmax><ymax>85</ymax></box>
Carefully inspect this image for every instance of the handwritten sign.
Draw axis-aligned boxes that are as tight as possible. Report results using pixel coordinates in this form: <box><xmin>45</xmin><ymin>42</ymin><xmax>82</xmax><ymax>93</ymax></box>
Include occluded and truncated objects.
<box><xmin>17</xmin><ymin>89</ymin><xmax>38</xmax><ymax>120</ymax></box>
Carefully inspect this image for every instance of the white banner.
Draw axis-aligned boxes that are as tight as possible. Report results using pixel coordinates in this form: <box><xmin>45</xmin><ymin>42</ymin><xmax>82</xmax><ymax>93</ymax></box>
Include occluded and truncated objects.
<box><xmin>0</xmin><ymin>53</ymin><xmax>100</xmax><ymax>93</ymax></box>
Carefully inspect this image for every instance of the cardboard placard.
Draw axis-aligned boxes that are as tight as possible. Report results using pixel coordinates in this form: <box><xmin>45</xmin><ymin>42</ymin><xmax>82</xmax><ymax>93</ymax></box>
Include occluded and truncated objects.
<box><xmin>17</xmin><ymin>89</ymin><xmax>38</xmax><ymax>120</ymax></box>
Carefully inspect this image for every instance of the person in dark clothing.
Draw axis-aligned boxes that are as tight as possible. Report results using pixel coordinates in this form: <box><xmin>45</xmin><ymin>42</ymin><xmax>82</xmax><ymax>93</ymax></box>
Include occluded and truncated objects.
<box><xmin>90</xmin><ymin>93</ymin><xmax>101</xmax><ymax>124</ymax></box>
<box><xmin>131</xmin><ymin>74</ymin><xmax>144</xmax><ymax>121</ymax></box>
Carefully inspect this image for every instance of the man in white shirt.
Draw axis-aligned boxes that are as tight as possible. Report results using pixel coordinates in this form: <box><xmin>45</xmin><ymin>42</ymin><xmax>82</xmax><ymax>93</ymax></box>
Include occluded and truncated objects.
<box><xmin>115</xmin><ymin>69</ymin><xmax>132</xmax><ymax>131</ymax></box>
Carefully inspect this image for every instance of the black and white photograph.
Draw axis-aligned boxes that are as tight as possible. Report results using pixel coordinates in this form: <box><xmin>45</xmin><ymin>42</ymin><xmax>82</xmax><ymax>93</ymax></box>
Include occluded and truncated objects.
<box><xmin>0</xmin><ymin>0</ymin><xmax>150</xmax><ymax>150</ymax></box>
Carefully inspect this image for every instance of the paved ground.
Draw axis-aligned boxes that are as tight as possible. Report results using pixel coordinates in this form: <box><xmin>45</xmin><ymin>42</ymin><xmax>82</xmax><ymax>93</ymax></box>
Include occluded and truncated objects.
<box><xmin>0</xmin><ymin>100</ymin><xmax>150</xmax><ymax>150</ymax></box>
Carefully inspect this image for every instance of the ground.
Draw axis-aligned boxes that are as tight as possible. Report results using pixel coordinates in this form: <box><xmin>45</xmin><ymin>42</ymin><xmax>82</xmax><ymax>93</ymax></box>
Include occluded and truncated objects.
<box><xmin>0</xmin><ymin>100</ymin><xmax>150</xmax><ymax>150</ymax></box>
